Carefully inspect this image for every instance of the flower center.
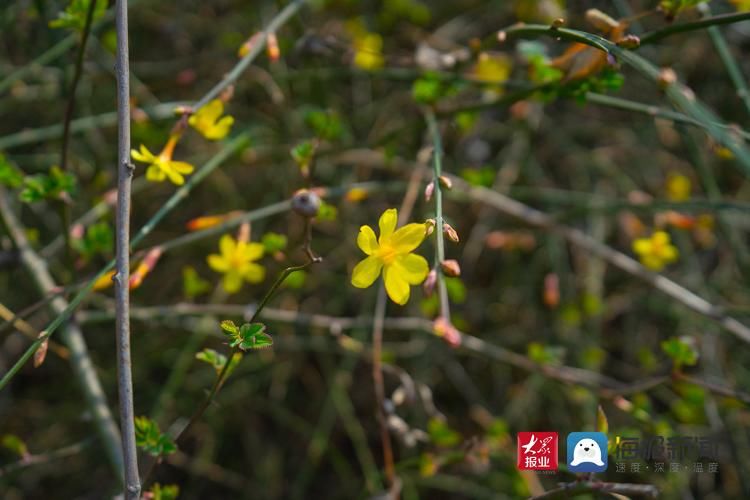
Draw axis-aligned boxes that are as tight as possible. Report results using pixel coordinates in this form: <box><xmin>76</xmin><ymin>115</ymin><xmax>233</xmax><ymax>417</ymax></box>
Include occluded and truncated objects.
<box><xmin>377</xmin><ymin>242</ymin><xmax>399</xmax><ymax>265</ymax></box>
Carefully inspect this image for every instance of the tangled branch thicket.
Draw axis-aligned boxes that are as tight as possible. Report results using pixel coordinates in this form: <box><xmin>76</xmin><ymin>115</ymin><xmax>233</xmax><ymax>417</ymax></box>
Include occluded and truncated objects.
<box><xmin>1</xmin><ymin>0</ymin><xmax>750</xmax><ymax>498</ymax></box>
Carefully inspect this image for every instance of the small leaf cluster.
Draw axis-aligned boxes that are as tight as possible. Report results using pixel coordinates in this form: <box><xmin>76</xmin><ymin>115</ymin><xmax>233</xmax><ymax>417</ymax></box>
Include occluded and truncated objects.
<box><xmin>195</xmin><ymin>348</ymin><xmax>242</xmax><ymax>375</ymax></box>
<box><xmin>49</xmin><ymin>0</ymin><xmax>107</xmax><ymax>32</ymax></box>
<box><xmin>134</xmin><ymin>416</ymin><xmax>177</xmax><ymax>457</ymax></box>
<box><xmin>220</xmin><ymin>320</ymin><xmax>273</xmax><ymax>351</ymax></box>
<box><xmin>0</xmin><ymin>154</ymin><xmax>23</xmax><ymax>188</ymax></box>
<box><xmin>73</xmin><ymin>222</ymin><xmax>113</xmax><ymax>261</ymax></box>
<box><xmin>19</xmin><ymin>166</ymin><xmax>76</xmax><ymax>203</ymax></box>
<box><xmin>146</xmin><ymin>483</ymin><xmax>179</xmax><ymax>500</ymax></box>
<box><xmin>661</xmin><ymin>336</ymin><xmax>699</xmax><ymax>371</ymax></box>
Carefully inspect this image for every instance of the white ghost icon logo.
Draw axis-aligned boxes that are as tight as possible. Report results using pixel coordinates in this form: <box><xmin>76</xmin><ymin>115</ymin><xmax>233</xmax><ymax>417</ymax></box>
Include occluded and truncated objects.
<box><xmin>570</xmin><ymin>438</ymin><xmax>604</xmax><ymax>466</ymax></box>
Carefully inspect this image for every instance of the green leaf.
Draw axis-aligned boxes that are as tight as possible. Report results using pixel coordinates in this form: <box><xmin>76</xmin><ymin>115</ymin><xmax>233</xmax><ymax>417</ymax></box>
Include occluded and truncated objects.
<box><xmin>303</xmin><ymin>108</ymin><xmax>344</xmax><ymax>141</ymax></box>
<box><xmin>220</xmin><ymin>320</ymin><xmax>239</xmax><ymax>335</ymax></box>
<box><xmin>427</xmin><ymin>418</ymin><xmax>461</xmax><ymax>448</ymax></box>
<box><xmin>291</xmin><ymin>140</ymin><xmax>315</xmax><ymax>170</ymax></box>
<box><xmin>0</xmin><ymin>154</ymin><xmax>24</xmax><ymax>188</ymax></box>
<box><xmin>2</xmin><ymin>434</ymin><xmax>29</xmax><ymax>458</ymax></box>
<box><xmin>221</xmin><ymin>321</ymin><xmax>273</xmax><ymax>351</ymax></box>
<box><xmin>261</xmin><ymin>232</ymin><xmax>288</xmax><ymax>253</ymax></box>
<box><xmin>75</xmin><ymin>222</ymin><xmax>113</xmax><ymax>260</ymax></box>
<box><xmin>134</xmin><ymin>416</ymin><xmax>177</xmax><ymax>457</ymax></box>
<box><xmin>19</xmin><ymin>166</ymin><xmax>76</xmax><ymax>203</ymax></box>
<box><xmin>527</xmin><ymin>342</ymin><xmax>564</xmax><ymax>365</ymax></box>
<box><xmin>659</xmin><ymin>0</ymin><xmax>708</xmax><ymax>18</ymax></box>
<box><xmin>661</xmin><ymin>336</ymin><xmax>699</xmax><ymax>370</ymax></box>
<box><xmin>412</xmin><ymin>74</ymin><xmax>443</xmax><ymax>104</ymax></box>
<box><xmin>148</xmin><ymin>483</ymin><xmax>180</xmax><ymax>500</ymax></box>
<box><xmin>182</xmin><ymin>266</ymin><xmax>211</xmax><ymax>299</ymax></box>
<box><xmin>49</xmin><ymin>0</ymin><xmax>107</xmax><ymax>32</ymax></box>
<box><xmin>316</xmin><ymin>201</ymin><xmax>338</xmax><ymax>221</ymax></box>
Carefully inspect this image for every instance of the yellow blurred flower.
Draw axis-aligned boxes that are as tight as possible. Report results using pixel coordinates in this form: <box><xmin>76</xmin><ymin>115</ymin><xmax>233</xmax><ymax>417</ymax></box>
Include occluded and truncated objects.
<box><xmin>351</xmin><ymin>208</ymin><xmax>429</xmax><ymax>305</ymax></box>
<box><xmin>730</xmin><ymin>0</ymin><xmax>750</xmax><ymax>11</ymax></box>
<box><xmin>131</xmin><ymin>135</ymin><xmax>194</xmax><ymax>185</ymax></box>
<box><xmin>665</xmin><ymin>173</ymin><xmax>691</xmax><ymax>202</ymax></box>
<box><xmin>207</xmin><ymin>234</ymin><xmax>266</xmax><ymax>293</ymax></box>
<box><xmin>345</xmin><ymin>187</ymin><xmax>369</xmax><ymax>202</ymax></box>
<box><xmin>188</xmin><ymin>100</ymin><xmax>234</xmax><ymax>141</ymax></box>
<box><xmin>473</xmin><ymin>52</ymin><xmax>512</xmax><ymax>84</ymax></box>
<box><xmin>93</xmin><ymin>270</ymin><xmax>115</xmax><ymax>291</ymax></box>
<box><xmin>632</xmin><ymin>231</ymin><xmax>679</xmax><ymax>271</ymax></box>
<box><xmin>352</xmin><ymin>33</ymin><xmax>384</xmax><ymax>71</ymax></box>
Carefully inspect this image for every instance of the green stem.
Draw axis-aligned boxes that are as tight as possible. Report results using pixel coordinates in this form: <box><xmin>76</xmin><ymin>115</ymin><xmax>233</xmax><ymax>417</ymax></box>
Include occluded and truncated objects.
<box><xmin>638</xmin><ymin>11</ymin><xmax>750</xmax><ymax>45</ymax></box>
<box><xmin>424</xmin><ymin>109</ymin><xmax>450</xmax><ymax>321</ymax></box>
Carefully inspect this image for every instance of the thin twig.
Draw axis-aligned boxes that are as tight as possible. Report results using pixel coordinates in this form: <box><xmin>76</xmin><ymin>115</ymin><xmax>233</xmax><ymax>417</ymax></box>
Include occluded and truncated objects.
<box><xmin>0</xmin><ymin>439</ymin><xmax>93</xmax><ymax>477</ymax></box>
<box><xmin>0</xmin><ymin>187</ymin><xmax>125</xmax><ymax>483</ymax></box>
<box><xmin>0</xmin><ymin>301</ymin><xmax>70</xmax><ymax>359</ymax></box>
<box><xmin>114</xmin><ymin>0</ymin><xmax>140</xmax><ymax>497</ymax></box>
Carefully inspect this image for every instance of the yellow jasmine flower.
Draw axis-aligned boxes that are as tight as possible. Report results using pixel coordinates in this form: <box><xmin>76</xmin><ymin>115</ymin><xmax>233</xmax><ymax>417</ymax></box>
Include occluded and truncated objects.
<box><xmin>632</xmin><ymin>231</ymin><xmax>679</xmax><ymax>271</ymax></box>
<box><xmin>473</xmin><ymin>52</ymin><xmax>512</xmax><ymax>84</ymax></box>
<box><xmin>188</xmin><ymin>100</ymin><xmax>234</xmax><ymax>140</ymax></box>
<box><xmin>131</xmin><ymin>135</ymin><xmax>194</xmax><ymax>185</ymax></box>
<box><xmin>351</xmin><ymin>208</ymin><xmax>429</xmax><ymax>305</ymax></box>
<box><xmin>731</xmin><ymin>0</ymin><xmax>750</xmax><ymax>12</ymax></box>
<box><xmin>665</xmin><ymin>172</ymin><xmax>691</xmax><ymax>202</ymax></box>
<box><xmin>207</xmin><ymin>234</ymin><xmax>266</xmax><ymax>293</ymax></box>
<box><xmin>353</xmin><ymin>33</ymin><xmax>384</xmax><ymax>71</ymax></box>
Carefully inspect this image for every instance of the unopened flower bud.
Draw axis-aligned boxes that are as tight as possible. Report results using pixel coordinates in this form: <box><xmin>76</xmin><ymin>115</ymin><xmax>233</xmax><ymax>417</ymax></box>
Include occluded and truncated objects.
<box><xmin>291</xmin><ymin>189</ymin><xmax>321</xmax><ymax>218</ymax></box>
<box><xmin>438</xmin><ymin>175</ymin><xmax>452</xmax><ymax>190</ymax></box>
<box><xmin>34</xmin><ymin>336</ymin><xmax>49</xmax><ymax>368</ymax></box>
<box><xmin>267</xmin><ymin>32</ymin><xmax>280</xmax><ymax>62</ymax></box>
<box><xmin>433</xmin><ymin>317</ymin><xmax>461</xmax><ymax>348</ymax></box>
<box><xmin>425</xmin><ymin>219</ymin><xmax>436</xmax><ymax>236</ymax></box>
<box><xmin>423</xmin><ymin>269</ymin><xmax>437</xmax><ymax>296</ymax></box>
<box><xmin>616</xmin><ymin>35</ymin><xmax>640</xmax><ymax>49</ymax></box>
<box><xmin>552</xmin><ymin>18</ymin><xmax>565</xmax><ymax>28</ymax></box>
<box><xmin>440</xmin><ymin>259</ymin><xmax>461</xmax><ymax>277</ymax></box>
<box><xmin>443</xmin><ymin>223</ymin><xmax>459</xmax><ymax>243</ymax></box>
<box><xmin>424</xmin><ymin>181</ymin><xmax>435</xmax><ymax>202</ymax></box>
<box><xmin>658</xmin><ymin>68</ymin><xmax>677</xmax><ymax>89</ymax></box>
<box><xmin>543</xmin><ymin>273</ymin><xmax>560</xmax><ymax>309</ymax></box>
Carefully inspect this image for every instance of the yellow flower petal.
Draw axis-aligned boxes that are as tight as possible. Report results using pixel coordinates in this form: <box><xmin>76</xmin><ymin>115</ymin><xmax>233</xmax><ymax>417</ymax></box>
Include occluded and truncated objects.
<box><xmin>170</xmin><ymin>161</ymin><xmax>194</xmax><ymax>174</ymax></box>
<box><xmin>351</xmin><ymin>255</ymin><xmax>383</xmax><ymax>288</ymax></box>
<box><xmin>131</xmin><ymin>145</ymin><xmax>155</xmax><ymax>163</ymax></box>
<box><xmin>164</xmin><ymin>167</ymin><xmax>185</xmax><ymax>186</ymax></box>
<box><xmin>383</xmin><ymin>264</ymin><xmax>410</xmax><ymax>305</ymax></box>
<box><xmin>642</xmin><ymin>255</ymin><xmax>664</xmax><ymax>271</ymax></box>
<box><xmin>390</xmin><ymin>223</ymin><xmax>427</xmax><ymax>254</ymax></box>
<box><xmin>661</xmin><ymin>245</ymin><xmax>678</xmax><ymax>263</ymax></box>
<box><xmin>392</xmin><ymin>254</ymin><xmax>429</xmax><ymax>285</ymax></box>
<box><xmin>207</xmin><ymin>254</ymin><xmax>229</xmax><ymax>272</ymax></box>
<box><xmin>243</xmin><ymin>262</ymin><xmax>266</xmax><ymax>283</ymax></box>
<box><xmin>632</xmin><ymin>238</ymin><xmax>652</xmax><ymax>256</ymax></box>
<box><xmin>652</xmin><ymin>231</ymin><xmax>670</xmax><ymax>246</ymax></box>
<box><xmin>242</xmin><ymin>242</ymin><xmax>264</xmax><ymax>262</ymax></box>
<box><xmin>219</xmin><ymin>234</ymin><xmax>236</xmax><ymax>258</ymax></box>
<box><xmin>146</xmin><ymin>165</ymin><xmax>166</xmax><ymax>182</ymax></box>
<box><xmin>223</xmin><ymin>271</ymin><xmax>243</xmax><ymax>293</ymax></box>
<box><xmin>357</xmin><ymin>225</ymin><xmax>378</xmax><ymax>255</ymax></box>
<box><xmin>378</xmin><ymin>208</ymin><xmax>398</xmax><ymax>241</ymax></box>
<box><xmin>199</xmin><ymin>99</ymin><xmax>224</xmax><ymax>122</ymax></box>
<box><xmin>206</xmin><ymin>116</ymin><xmax>234</xmax><ymax>140</ymax></box>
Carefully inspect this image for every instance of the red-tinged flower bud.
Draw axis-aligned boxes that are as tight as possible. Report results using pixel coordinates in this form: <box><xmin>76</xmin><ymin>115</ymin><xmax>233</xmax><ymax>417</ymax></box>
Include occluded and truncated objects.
<box><xmin>238</xmin><ymin>33</ymin><xmax>262</xmax><ymax>58</ymax></box>
<box><xmin>438</xmin><ymin>175</ymin><xmax>452</xmax><ymax>190</ymax></box>
<box><xmin>237</xmin><ymin>222</ymin><xmax>251</xmax><ymax>244</ymax></box>
<box><xmin>129</xmin><ymin>247</ymin><xmax>163</xmax><ymax>290</ymax></box>
<box><xmin>543</xmin><ymin>273</ymin><xmax>560</xmax><ymax>309</ymax></box>
<box><xmin>425</xmin><ymin>219</ymin><xmax>436</xmax><ymax>236</ymax></box>
<box><xmin>70</xmin><ymin>223</ymin><xmax>85</xmax><ymax>240</ymax></box>
<box><xmin>291</xmin><ymin>189</ymin><xmax>321</xmax><ymax>218</ymax></box>
<box><xmin>424</xmin><ymin>181</ymin><xmax>435</xmax><ymax>202</ymax></box>
<box><xmin>423</xmin><ymin>269</ymin><xmax>437</xmax><ymax>296</ymax></box>
<box><xmin>443</xmin><ymin>223</ymin><xmax>459</xmax><ymax>243</ymax></box>
<box><xmin>33</xmin><ymin>336</ymin><xmax>49</xmax><ymax>368</ymax></box>
<box><xmin>186</xmin><ymin>211</ymin><xmax>242</xmax><ymax>232</ymax></box>
<box><xmin>267</xmin><ymin>32</ymin><xmax>280</xmax><ymax>62</ymax></box>
<box><xmin>440</xmin><ymin>259</ymin><xmax>461</xmax><ymax>277</ymax></box>
<box><xmin>433</xmin><ymin>317</ymin><xmax>461</xmax><ymax>348</ymax></box>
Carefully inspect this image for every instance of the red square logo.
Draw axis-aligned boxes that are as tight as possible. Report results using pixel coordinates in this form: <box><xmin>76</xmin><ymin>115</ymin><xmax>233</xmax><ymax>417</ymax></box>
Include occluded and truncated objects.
<box><xmin>517</xmin><ymin>432</ymin><xmax>558</xmax><ymax>470</ymax></box>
